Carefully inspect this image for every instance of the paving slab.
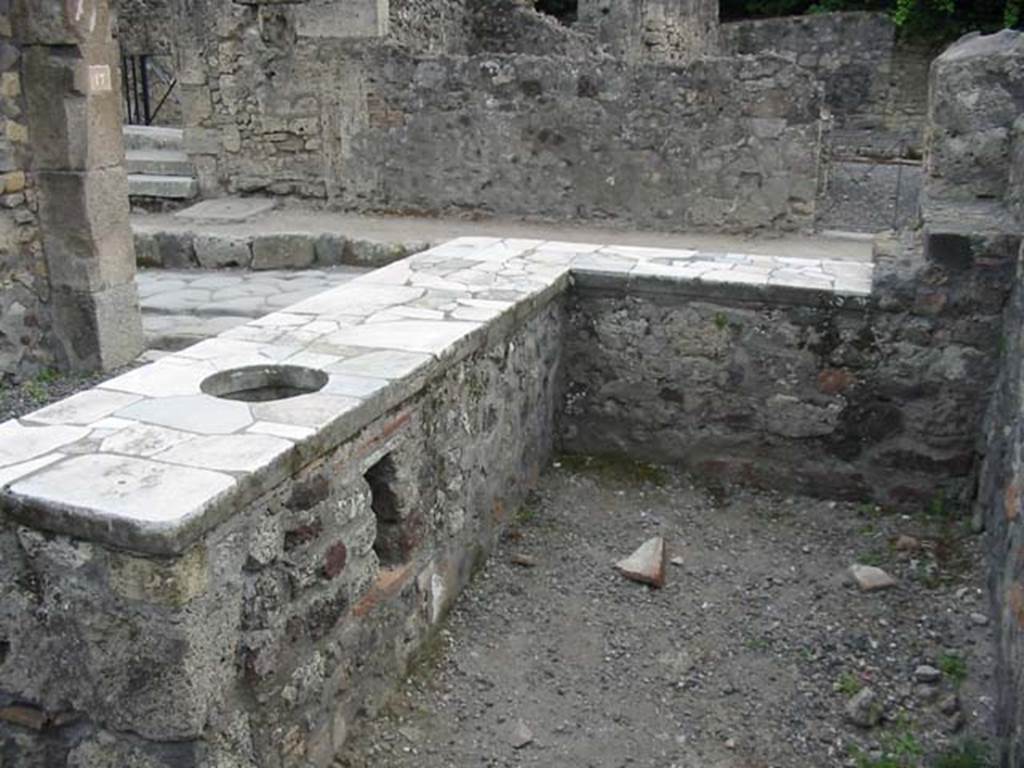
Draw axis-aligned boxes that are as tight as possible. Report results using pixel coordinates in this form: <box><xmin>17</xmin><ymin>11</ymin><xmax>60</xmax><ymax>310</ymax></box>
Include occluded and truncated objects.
<box><xmin>174</xmin><ymin>197</ymin><xmax>278</xmax><ymax>222</ymax></box>
<box><xmin>133</xmin><ymin>208</ymin><xmax>873</xmax><ymax>269</ymax></box>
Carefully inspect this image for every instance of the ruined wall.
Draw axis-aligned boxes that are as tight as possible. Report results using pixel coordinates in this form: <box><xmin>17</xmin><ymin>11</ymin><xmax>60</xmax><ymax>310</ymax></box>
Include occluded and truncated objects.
<box><xmin>560</xmin><ymin>238</ymin><xmax>1013</xmax><ymax>509</ymax></box>
<box><xmin>722</xmin><ymin>12</ymin><xmax>935</xmax><ymax>233</ymax></box>
<box><xmin>390</xmin><ymin>0</ymin><xmax>470</xmax><ymax>52</ymax></box>
<box><xmin>468</xmin><ymin>0</ymin><xmax>596</xmax><ymax>57</ymax></box>
<box><xmin>969</xmin><ymin>32</ymin><xmax>1024</xmax><ymax>767</ymax></box>
<box><xmin>978</xmin><ymin>239</ymin><xmax>1024</xmax><ymax>767</ymax></box>
<box><xmin>114</xmin><ymin>0</ymin><xmax>177</xmax><ymax>54</ymax></box>
<box><xmin>0</xmin><ymin>299</ymin><xmax>564</xmax><ymax>767</ymax></box>
<box><xmin>721</xmin><ymin>13</ymin><xmax>904</xmax><ymax>131</ymax></box>
<box><xmin>340</xmin><ymin>51</ymin><xmax>820</xmax><ymax>232</ymax></box>
<box><xmin>0</xmin><ymin>25</ymin><xmax>54</xmax><ymax>382</ymax></box>
<box><xmin>187</xmin><ymin>25</ymin><xmax>823</xmax><ymax>232</ymax></box>
<box><xmin>576</xmin><ymin>0</ymin><xmax>719</xmax><ymax>63</ymax></box>
<box><xmin>923</xmin><ymin>31</ymin><xmax>1024</xmax><ymax>218</ymax></box>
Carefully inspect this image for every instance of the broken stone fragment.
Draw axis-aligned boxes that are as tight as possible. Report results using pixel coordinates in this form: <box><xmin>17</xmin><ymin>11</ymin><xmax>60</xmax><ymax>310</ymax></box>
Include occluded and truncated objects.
<box><xmin>510</xmin><ymin>553</ymin><xmax>538</xmax><ymax>568</ymax></box>
<box><xmin>914</xmin><ymin>664</ymin><xmax>942</xmax><ymax>683</ymax></box>
<box><xmin>616</xmin><ymin>537</ymin><xmax>666</xmax><ymax>588</ymax></box>
<box><xmin>510</xmin><ymin>720</ymin><xmax>533</xmax><ymax>749</ymax></box>
<box><xmin>845</xmin><ymin>687</ymin><xmax>882</xmax><ymax>728</ymax></box>
<box><xmin>939</xmin><ymin>693</ymin><xmax>960</xmax><ymax>715</ymax></box>
<box><xmin>849</xmin><ymin>564</ymin><xmax>897</xmax><ymax>591</ymax></box>
<box><xmin>894</xmin><ymin>534</ymin><xmax>921</xmax><ymax>551</ymax></box>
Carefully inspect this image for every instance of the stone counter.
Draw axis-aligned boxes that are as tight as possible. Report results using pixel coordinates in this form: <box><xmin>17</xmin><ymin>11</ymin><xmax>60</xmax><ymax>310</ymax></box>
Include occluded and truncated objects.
<box><xmin>0</xmin><ymin>236</ymin><xmax>954</xmax><ymax>767</ymax></box>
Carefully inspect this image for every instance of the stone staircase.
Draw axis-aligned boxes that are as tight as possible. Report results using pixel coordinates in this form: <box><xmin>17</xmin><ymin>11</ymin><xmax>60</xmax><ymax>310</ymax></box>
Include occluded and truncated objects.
<box><xmin>123</xmin><ymin>125</ymin><xmax>199</xmax><ymax>203</ymax></box>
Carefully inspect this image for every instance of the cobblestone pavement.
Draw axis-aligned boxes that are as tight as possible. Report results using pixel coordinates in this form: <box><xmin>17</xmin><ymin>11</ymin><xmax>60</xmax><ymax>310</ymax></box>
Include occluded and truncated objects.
<box><xmin>138</xmin><ymin>267</ymin><xmax>368</xmax><ymax>350</ymax></box>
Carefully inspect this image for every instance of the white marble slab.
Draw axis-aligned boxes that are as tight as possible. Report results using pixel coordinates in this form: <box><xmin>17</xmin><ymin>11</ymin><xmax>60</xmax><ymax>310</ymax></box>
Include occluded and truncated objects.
<box><xmin>0</xmin><ymin>236</ymin><xmax>874</xmax><ymax>554</ymax></box>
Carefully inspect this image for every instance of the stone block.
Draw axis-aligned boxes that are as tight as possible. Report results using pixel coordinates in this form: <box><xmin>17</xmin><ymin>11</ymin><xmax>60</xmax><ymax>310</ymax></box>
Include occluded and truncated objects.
<box><xmin>0</xmin><ymin>72</ymin><xmax>21</xmax><ymax>98</ymax></box>
<box><xmin>3</xmin><ymin>170</ymin><xmax>25</xmax><ymax>193</ymax></box>
<box><xmin>12</xmin><ymin>0</ymin><xmax>112</xmax><ymax>46</ymax></box>
<box><xmin>925</xmin><ymin>30</ymin><xmax>1024</xmax><ymax>206</ymax></box>
<box><xmin>181</xmin><ymin>85</ymin><xmax>212</xmax><ymax>125</ymax></box>
<box><xmin>21</xmin><ymin>42</ymin><xmax>123</xmax><ymax>171</ymax></box>
<box><xmin>344</xmin><ymin>238</ymin><xmax>429</xmax><ymax>267</ymax></box>
<box><xmin>36</xmin><ymin>167</ymin><xmax>135</xmax><ymax>291</ymax></box>
<box><xmin>314</xmin><ymin>233</ymin><xmax>347</xmax><ymax>266</ymax></box>
<box><xmin>133</xmin><ymin>231</ymin><xmax>161</xmax><ymax>268</ymax></box>
<box><xmin>183</xmin><ymin>127</ymin><xmax>221</xmax><ymax>155</ymax></box>
<box><xmin>151</xmin><ymin>230</ymin><xmax>197</xmax><ymax>269</ymax></box>
<box><xmin>252</xmin><ymin>234</ymin><xmax>315</xmax><ymax>270</ymax></box>
<box><xmin>5</xmin><ymin>119</ymin><xmax>27</xmax><ymax>143</ymax></box>
<box><xmin>109</xmin><ymin>545</ymin><xmax>209</xmax><ymax>606</ymax></box>
<box><xmin>50</xmin><ymin>282</ymin><xmax>144</xmax><ymax>371</ymax></box>
<box><xmin>195</xmin><ymin>233</ymin><xmax>253</xmax><ymax>268</ymax></box>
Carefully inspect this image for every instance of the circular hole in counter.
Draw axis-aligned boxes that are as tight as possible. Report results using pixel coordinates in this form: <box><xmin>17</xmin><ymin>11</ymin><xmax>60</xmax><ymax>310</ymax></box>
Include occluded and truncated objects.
<box><xmin>200</xmin><ymin>365</ymin><xmax>328</xmax><ymax>403</ymax></box>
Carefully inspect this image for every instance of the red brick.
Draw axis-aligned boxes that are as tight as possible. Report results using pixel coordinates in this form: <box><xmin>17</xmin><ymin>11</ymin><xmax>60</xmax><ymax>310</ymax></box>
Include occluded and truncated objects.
<box><xmin>323</xmin><ymin>541</ymin><xmax>348</xmax><ymax>579</ymax></box>
<box><xmin>353</xmin><ymin>563</ymin><xmax>415</xmax><ymax>618</ymax></box>
<box><xmin>818</xmin><ymin>368</ymin><xmax>854</xmax><ymax>395</ymax></box>
<box><xmin>0</xmin><ymin>705</ymin><xmax>46</xmax><ymax>731</ymax></box>
<box><xmin>1006</xmin><ymin>482</ymin><xmax>1020</xmax><ymax>522</ymax></box>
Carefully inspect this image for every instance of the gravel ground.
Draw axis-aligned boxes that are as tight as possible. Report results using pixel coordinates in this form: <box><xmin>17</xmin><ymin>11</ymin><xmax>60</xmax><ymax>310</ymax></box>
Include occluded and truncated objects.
<box><xmin>337</xmin><ymin>458</ymin><xmax>997</xmax><ymax>768</ymax></box>
<box><xmin>0</xmin><ymin>365</ymin><xmax>138</xmax><ymax>423</ymax></box>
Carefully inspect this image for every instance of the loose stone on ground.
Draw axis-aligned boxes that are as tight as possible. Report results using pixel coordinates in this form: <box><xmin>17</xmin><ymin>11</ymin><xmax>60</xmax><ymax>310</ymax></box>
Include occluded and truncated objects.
<box><xmin>615</xmin><ymin>535</ymin><xmax>667</xmax><ymax>588</ymax></box>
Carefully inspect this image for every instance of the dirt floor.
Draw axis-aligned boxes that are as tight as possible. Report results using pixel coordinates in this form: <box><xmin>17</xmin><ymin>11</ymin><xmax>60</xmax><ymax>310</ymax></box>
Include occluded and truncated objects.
<box><xmin>337</xmin><ymin>458</ymin><xmax>997</xmax><ymax>768</ymax></box>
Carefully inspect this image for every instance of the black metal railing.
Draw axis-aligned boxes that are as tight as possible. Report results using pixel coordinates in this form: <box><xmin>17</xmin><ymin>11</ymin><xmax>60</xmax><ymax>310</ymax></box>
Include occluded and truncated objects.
<box><xmin>121</xmin><ymin>53</ymin><xmax>177</xmax><ymax>126</ymax></box>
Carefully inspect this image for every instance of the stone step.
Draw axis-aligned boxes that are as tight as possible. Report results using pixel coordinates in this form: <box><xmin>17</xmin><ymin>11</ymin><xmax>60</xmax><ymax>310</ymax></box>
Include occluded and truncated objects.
<box><xmin>126</xmin><ymin>149</ymin><xmax>193</xmax><ymax>177</ymax></box>
<box><xmin>122</xmin><ymin>125</ymin><xmax>185</xmax><ymax>152</ymax></box>
<box><xmin>128</xmin><ymin>174</ymin><xmax>199</xmax><ymax>200</ymax></box>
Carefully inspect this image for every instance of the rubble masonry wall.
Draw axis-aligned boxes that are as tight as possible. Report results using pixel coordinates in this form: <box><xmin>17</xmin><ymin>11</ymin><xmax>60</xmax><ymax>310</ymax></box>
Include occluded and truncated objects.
<box><xmin>0</xmin><ymin>297</ymin><xmax>564</xmax><ymax>767</ymax></box>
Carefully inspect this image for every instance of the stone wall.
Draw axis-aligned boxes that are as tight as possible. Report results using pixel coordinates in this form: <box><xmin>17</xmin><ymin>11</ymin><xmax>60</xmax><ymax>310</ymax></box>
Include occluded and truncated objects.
<box><xmin>390</xmin><ymin>0</ymin><xmax>470</xmax><ymax>52</ymax></box>
<box><xmin>0</xmin><ymin>296</ymin><xmax>564</xmax><ymax>767</ymax></box>
<box><xmin>114</xmin><ymin>0</ymin><xmax>177</xmax><ymax>55</ymax></box>
<box><xmin>721</xmin><ymin>12</ymin><xmax>935</xmax><ymax>233</ymax></box>
<box><xmin>560</xmin><ymin>234</ymin><xmax>1015</xmax><ymax>509</ymax></box>
<box><xmin>1011</xmin><ymin>116</ymin><xmax>1024</xmax><ymax>222</ymax></box>
<box><xmin>468</xmin><ymin>0</ymin><xmax>596</xmax><ymax>57</ymax></box>
<box><xmin>188</xmin><ymin>35</ymin><xmax>823</xmax><ymax>232</ymax></box>
<box><xmin>721</xmin><ymin>13</ymin><xmax>902</xmax><ymax>131</ymax></box>
<box><xmin>977</xmin><ymin>239</ymin><xmax>1024</xmax><ymax>766</ymax></box>
<box><xmin>0</xmin><ymin>26</ymin><xmax>54</xmax><ymax>382</ymax></box>
<box><xmin>576</xmin><ymin>0</ymin><xmax>719</xmax><ymax>63</ymax></box>
<box><xmin>966</xmin><ymin>31</ymin><xmax>1024</xmax><ymax>767</ymax></box>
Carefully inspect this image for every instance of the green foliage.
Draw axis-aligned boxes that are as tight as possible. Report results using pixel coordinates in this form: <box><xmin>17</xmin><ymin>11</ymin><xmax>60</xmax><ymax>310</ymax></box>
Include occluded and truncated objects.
<box><xmin>933</xmin><ymin>739</ymin><xmax>993</xmax><ymax>768</ymax></box>
<box><xmin>850</xmin><ymin>717</ymin><xmax>924</xmax><ymax>767</ymax></box>
<box><xmin>1007</xmin><ymin>0</ymin><xmax>1022</xmax><ymax>27</ymax></box>
<box><xmin>836</xmin><ymin>671</ymin><xmax>863</xmax><ymax>695</ymax></box>
<box><xmin>939</xmin><ymin>651</ymin><xmax>968</xmax><ymax>686</ymax></box>
<box><xmin>720</xmin><ymin>0</ymin><xmax>1022</xmax><ymax>41</ymax></box>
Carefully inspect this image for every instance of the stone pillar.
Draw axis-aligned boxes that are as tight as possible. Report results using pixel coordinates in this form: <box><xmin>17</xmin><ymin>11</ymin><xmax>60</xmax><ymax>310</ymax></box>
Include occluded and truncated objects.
<box><xmin>11</xmin><ymin>0</ymin><xmax>144</xmax><ymax>372</ymax></box>
<box><xmin>922</xmin><ymin>30</ymin><xmax>1024</xmax><ymax>218</ymax></box>
<box><xmin>577</xmin><ymin>0</ymin><xmax>719</xmax><ymax>63</ymax></box>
